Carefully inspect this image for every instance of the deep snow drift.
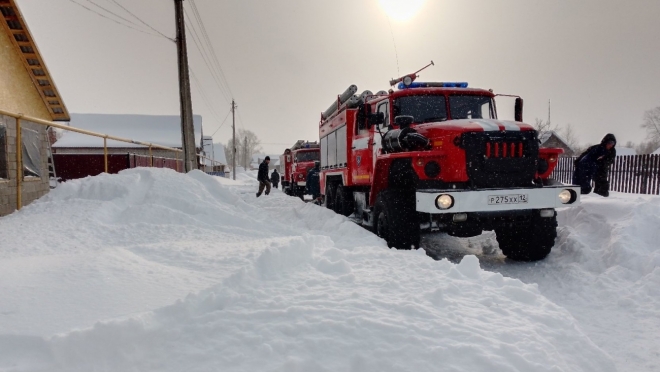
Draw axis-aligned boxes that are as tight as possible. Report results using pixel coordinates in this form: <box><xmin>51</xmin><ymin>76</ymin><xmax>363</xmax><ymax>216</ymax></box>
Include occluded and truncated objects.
<box><xmin>0</xmin><ymin>168</ymin><xmax>654</xmax><ymax>371</ymax></box>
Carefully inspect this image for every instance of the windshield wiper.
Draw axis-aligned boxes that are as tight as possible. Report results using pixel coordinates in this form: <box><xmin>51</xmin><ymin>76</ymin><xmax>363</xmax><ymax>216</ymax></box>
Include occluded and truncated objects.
<box><xmin>423</xmin><ymin>117</ymin><xmax>447</xmax><ymax>123</ymax></box>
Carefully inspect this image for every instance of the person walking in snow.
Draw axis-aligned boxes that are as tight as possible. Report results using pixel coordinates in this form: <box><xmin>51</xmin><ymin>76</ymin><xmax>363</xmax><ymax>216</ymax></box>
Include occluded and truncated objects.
<box><xmin>256</xmin><ymin>156</ymin><xmax>271</xmax><ymax>197</ymax></box>
<box><xmin>305</xmin><ymin>161</ymin><xmax>321</xmax><ymax>204</ymax></box>
<box><xmin>270</xmin><ymin>169</ymin><xmax>280</xmax><ymax>189</ymax></box>
<box><xmin>572</xmin><ymin>133</ymin><xmax>616</xmax><ymax>196</ymax></box>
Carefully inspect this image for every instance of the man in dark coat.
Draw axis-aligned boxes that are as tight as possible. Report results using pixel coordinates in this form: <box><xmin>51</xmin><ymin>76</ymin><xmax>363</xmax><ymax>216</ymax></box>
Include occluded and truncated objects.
<box><xmin>305</xmin><ymin>161</ymin><xmax>321</xmax><ymax>203</ymax></box>
<box><xmin>270</xmin><ymin>169</ymin><xmax>280</xmax><ymax>189</ymax></box>
<box><xmin>256</xmin><ymin>156</ymin><xmax>271</xmax><ymax>197</ymax></box>
<box><xmin>572</xmin><ymin>134</ymin><xmax>616</xmax><ymax>196</ymax></box>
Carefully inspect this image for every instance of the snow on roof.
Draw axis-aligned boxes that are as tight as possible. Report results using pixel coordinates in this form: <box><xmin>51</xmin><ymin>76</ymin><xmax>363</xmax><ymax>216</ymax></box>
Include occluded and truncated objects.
<box><xmin>616</xmin><ymin>147</ymin><xmax>637</xmax><ymax>156</ymax></box>
<box><xmin>652</xmin><ymin>147</ymin><xmax>660</xmax><ymax>155</ymax></box>
<box><xmin>202</xmin><ymin>141</ymin><xmax>227</xmax><ymax>165</ymax></box>
<box><xmin>539</xmin><ymin>130</ymin><xmax>574</xmax><ymax>152</ymax></box>
<box><xmin>53</xmin><ymin>113</ymin><xmax>203</xmax><ymax>148</ymax></box>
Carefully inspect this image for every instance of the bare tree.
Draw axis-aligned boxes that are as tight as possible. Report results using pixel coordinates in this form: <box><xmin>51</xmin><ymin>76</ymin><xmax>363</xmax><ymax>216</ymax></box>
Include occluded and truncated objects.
<box><xmin>533</xmin><ymin>118</ymin><xmax>559</xmax><ymax>141</ymax></box>
<box><xmin>642</xmin><ymin>106</ymin><xmax>660</xmax><ymax>143</ymax></box>
<box><xmin>225</xmin><ymin>129</ymin><xmax>262</xmax><ymax>170</ymax></box>
<box><xmin>561</xmin><ymin>123</ymin><xmax>581</xmax><ymax>152</ymax></box>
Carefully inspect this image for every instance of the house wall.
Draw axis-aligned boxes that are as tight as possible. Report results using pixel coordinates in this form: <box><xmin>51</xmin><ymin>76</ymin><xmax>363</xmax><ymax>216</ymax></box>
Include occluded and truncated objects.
<box><xmin>0</xmin><ymin>115</ymin><xmax>50</xmax><ymax>217</ymax></box>
<box><xmin>0</xmin><ymin>27</ymin><xmax>51</xmax><ymax>121</ymax></box>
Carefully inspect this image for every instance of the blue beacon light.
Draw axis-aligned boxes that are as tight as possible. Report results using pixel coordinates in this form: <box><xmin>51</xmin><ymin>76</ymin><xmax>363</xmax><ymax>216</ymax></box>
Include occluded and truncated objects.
<box><xmin>398</xmin><ymin>82</ymin><xmax>469</xmax><ymax>89</ymax></box>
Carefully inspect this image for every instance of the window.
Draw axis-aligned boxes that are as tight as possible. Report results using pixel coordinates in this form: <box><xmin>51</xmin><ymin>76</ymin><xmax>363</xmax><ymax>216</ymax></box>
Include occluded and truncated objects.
<box><xmin>377</xmin><ymin>102</ymin><xmax>389</xmax><ymax>128</ymax></box>
<box><xmin>0</xmin><ymin>122</ymin><xmax>7</xmax><ymax>179</ymax></box>
<box><xmin>296</xmin><ymin>151</ymin><xmax>320</xmax><ymax>162</ymax></box>
<box><xmin>21</xmin><ymin>127</ymin><xmax>42</xmax><ymax>178</ymax></box>
<box><xmin>449</xmin><ymin>95</ymin><xmax>494</xmax><ymax>120</ymax></box>
<box><xmin>393</xmin><ymin>95</ymin><xmax>447</xmax><ymax>124</ymax></box>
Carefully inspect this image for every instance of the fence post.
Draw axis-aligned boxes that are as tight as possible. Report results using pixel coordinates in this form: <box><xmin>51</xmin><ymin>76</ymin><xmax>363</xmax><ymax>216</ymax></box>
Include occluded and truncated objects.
<box><xmin>15</xmin><ymin>117</ymin><xmax>22</xmax><ymax>210</ymax></box>
<box><xmin>104</xmin><ymin>136</ymin><xmax>108</xmax><ymax>173</ymax></box>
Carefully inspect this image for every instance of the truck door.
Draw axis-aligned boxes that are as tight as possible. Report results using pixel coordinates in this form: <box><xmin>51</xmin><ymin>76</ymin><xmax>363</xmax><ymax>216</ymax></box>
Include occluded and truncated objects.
<box><xmin>352</xmin><ymin>109</ymin><xmax>371</xmax><ymax>184</ymax></box>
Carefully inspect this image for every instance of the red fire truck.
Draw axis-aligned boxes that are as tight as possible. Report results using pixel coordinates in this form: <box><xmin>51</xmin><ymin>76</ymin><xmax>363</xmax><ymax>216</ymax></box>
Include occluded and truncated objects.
<box><xmin>318</xmin><ymin>68</ymin><xmax>580</xmax><ymax>261</ymax></box>
<box><xmin>280</xmin><ymin>140</ymin><xmax>321</xmax><ymax>199</ymax></box>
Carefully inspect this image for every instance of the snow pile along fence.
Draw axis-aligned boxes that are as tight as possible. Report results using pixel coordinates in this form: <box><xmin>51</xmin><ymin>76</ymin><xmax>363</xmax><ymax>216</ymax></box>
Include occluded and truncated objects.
<box><xmin>552</xmin><ymin>154</ymin><xmax>660</xmax><ymax>194</ymax></box>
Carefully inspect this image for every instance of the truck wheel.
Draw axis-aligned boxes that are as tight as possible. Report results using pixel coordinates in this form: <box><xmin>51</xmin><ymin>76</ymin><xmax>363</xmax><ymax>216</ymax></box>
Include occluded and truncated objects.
<box><xmin>373</xmin><ymin>190</ymin><xmax>420</xmax><ymax>249</ymax></box>
<box><xmin>495</xmin><ymin>212</ymin><xmax>557</xmax><ymax>261</ymax></box>
<box><xmin>324</xmin><ymin>183</ymin><xmax>336</xmax><ymax>210</ymax></box>
<box><xmin>334</xmin><ymin>184</ymin><xmax>355</xmax><ymax>217</ymax></box>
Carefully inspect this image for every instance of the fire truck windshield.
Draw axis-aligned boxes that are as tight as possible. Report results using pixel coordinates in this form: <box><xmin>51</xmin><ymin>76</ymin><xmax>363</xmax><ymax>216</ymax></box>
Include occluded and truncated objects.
<box><xmin>448</xmin><ymin>95</ymin><xmax>494</xmax><ymax>120</ymax></box>
<box><xmin>296</xmin><ymin>151</ymin><xmax>320</xmax><ymax>162</ymax></box>
<box><xmin>393</xmin><ymin>95</ymin><xmax>447</xmax><ymax>123</ymax></box>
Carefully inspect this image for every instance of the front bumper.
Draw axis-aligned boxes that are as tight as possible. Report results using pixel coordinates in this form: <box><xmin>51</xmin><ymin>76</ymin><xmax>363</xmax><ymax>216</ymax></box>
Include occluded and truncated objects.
<box><xmin>416</xmin><ymin>185</ymin><xmax>580</xmax><ymax>214</ymax></box>
<box><xmin>297</xmin><ymin>181</ymin><xmax>306</xmax><ymax>186</ymax></box>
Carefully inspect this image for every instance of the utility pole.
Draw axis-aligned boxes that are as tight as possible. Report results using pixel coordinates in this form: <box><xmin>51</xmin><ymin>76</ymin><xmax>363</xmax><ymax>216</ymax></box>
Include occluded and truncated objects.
<box><xmin>232</xmin><ymin>99</ymin><xmax>236</xmax><ymax>180</ymax></box>
<box><xmin>243</xmin><ymin>137</ymin><xmax>248</xmax><ymax>170</ymax></box>
<box><xmin>174</xmin><ymin>0</ymin><xmax>197</xmax><ymax>172</ymax></box>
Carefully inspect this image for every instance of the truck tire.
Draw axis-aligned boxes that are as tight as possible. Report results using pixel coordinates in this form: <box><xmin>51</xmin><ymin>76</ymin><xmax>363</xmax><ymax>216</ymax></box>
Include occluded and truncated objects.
<box><xmin>334</xmin><ymin>184</ymin><xmax>355</xmax><ymax>217</ymax></box>
<box><xmin>324</xmin><ymin>183</ymin><xmax>336</xmax><ymax>210</ymax></box>
<box><xmin>373</xmin><ymin>190</ymin><xmax>420</xmax><ymax>249</ymax></box>
<box><xmin>495</xmin><ymin>212</ymin><xmax>557</xmax><ymax>261</ymax></box>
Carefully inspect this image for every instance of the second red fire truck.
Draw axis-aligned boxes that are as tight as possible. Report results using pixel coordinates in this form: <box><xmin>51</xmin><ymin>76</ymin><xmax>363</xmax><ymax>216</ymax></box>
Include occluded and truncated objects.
<box><xmin>316</xmin><ymin>67</ymin><xmax>580</xmax><ymax>261</ymax></box>
<box><xmin>279</xmin><ymin>140</ymin><xmax>320</xmax><ymax>199</ymax></box>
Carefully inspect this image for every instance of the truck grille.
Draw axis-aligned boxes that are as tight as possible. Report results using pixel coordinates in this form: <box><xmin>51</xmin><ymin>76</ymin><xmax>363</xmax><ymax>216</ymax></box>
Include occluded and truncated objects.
<box><xmin>461</xmin><ymin>131</ymin><xmax>539</xmax><ymax>188</ymax></box>
<box><xmin>484</xmin><ymin>141</ymin><xmax>525</xmax><ymax>158</ymax></box>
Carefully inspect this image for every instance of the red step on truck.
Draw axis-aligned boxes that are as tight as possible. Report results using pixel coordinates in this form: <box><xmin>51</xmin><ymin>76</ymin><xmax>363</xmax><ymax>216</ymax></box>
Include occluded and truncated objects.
<box><xmin>280</xmin><ymin>140</ymin><xmax>320</xmax><ymax>199</ymax></box>
<box><xmin>318</xmin><ymin>69</ymin><xmax>580</xmax><ymax>261</ymax></box>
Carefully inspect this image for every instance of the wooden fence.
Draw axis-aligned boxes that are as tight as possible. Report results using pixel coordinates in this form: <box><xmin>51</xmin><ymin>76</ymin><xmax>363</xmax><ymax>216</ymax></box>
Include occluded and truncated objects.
<box><xmin>551</xmin><ymin>155</ymin><xmax>660</xmax><ymax>195</ymax></box>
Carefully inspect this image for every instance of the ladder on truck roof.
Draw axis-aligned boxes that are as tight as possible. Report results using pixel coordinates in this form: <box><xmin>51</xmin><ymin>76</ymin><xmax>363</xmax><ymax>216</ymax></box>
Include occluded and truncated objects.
<box><xmin>290</xmin><ymin>140</ymin><xmax>319</xmax><ymax>151</ymax></box>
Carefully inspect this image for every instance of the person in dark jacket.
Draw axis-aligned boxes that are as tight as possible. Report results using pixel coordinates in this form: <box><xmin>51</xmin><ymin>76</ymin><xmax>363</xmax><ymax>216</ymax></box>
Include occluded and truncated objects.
<box><xmin>572</xmin><ymin>134</ymin><xmax>616</xmax><ymax>196</ymax></box>
<box><xmin>270</xmin><ymin>169</ymin><xmax>280</xmax><ymax>189</ymax></box>
<box><xmin>305</xmin><ymin>161</ymin><xmax>321</xmax><ymax>203</ymax></box>
<box><xmin>256</xmin><ymin>156</ymin><xmax>271</xmax><ymax>197</ymax></box>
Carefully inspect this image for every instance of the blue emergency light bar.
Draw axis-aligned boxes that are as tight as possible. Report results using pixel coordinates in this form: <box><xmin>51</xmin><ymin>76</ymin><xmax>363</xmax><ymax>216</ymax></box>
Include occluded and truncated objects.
<box><xmin>398</xmin><ymin>82</ymin><xmax>469</xmax><ymax>89</ymax></box>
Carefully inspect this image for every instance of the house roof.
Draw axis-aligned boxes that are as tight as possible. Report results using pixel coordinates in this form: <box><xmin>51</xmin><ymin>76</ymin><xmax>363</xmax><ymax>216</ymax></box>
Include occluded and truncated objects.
<box><xmin>539</xmin><ymin>130</ymin><xmax>574</xmax><ymax>152</ymax></box>
<box><xmin>53</xmin><ymin>113</ymin><xmax>203</xmax><ymax>148</ymax></box>
<box><xmin>0</xmin><ymin>0</ymin><xmax>69</xmax><ymax>121</ymax></box>
<box><xmin>653</xmin><ymin>147</ymin><xmax>660</xmax><ymax>155</ymax></box>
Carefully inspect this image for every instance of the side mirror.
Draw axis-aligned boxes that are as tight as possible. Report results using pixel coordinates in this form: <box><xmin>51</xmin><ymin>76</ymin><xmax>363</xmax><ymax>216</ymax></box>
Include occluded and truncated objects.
<box><xmin>514</xmin><ymin>97</ymin><xmax>524</xmax><ymax>122</ymax></box>
<box><xmin>368</xmin><ymin>112</ymin><xmax>385</xmax><ymax>127</ymax></box>
<box><xmin>394</xmin><ymin>115</ymin><xmax>414</xmax><ymax>128</ymax></box>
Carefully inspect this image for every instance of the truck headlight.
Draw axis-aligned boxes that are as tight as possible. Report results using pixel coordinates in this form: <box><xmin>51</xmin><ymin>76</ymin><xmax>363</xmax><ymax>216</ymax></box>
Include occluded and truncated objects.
<box><xmin>558</xmin><ymin>189</ymin><xmax>576</xmax><ymax>204</ymax></box>
<box><xmin>298</xmin><ymin>174</ymin><xmax>303</xmax><ymax>179</ymax></box>
<box><xmin>435</xmin><ymin>194</ymin><xmax>454</xmax><ymax>210</ymax></box>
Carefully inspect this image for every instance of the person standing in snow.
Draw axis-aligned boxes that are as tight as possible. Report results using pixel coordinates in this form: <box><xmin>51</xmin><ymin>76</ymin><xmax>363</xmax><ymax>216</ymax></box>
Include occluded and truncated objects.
<box><xmin>270</xmin><ymin>169</ymin><xmax>280</xmax><ymax>189</ymax></box>
<box><xmin>256</xmin><ymin>156</ymin><xmax>271</xmax><ymax>197</ymax></box>
<box><xmin>572</xmin><ymin>133</ymin><xmax>616</xmax><ymax>196</ymax></box>
<box><xmin>305</xmin><ymin>161</ymin><xmax>321</xmax><ymax>204</ymax></box>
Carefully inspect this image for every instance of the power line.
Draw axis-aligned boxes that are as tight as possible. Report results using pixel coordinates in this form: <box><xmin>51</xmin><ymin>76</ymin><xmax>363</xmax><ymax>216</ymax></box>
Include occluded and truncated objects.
<box><xmin>188</xmin><ymin>0</ymin><xmax>234</xmax><ymax>98</ymax></box>
<box><xmin>190</xmin><ymin>69</ymin><xmax>230</xmax><ymax>135</ymax></box>
<box><xmin>86</xmin><ymin>0</ymin><xmax>143</xmax><ymax>29</ymax></box>
<box><xmin>184</xmin><ymin>14</ymin><xmax>231</xmax><ymax>104</ymax></box>
<box><xmin>68</xmin><ymin>0</ymin><xmax>166</xmax><ymax>39</ymax></box>
<box><xmin>107</xmin><ymin>0</ymin><xmax>175</xmax><ymax>42</ymax></box>
<box><xmin>210</xmin><ymin>109</ymin><xmax>232</xmax><ymax>137</ymax></box>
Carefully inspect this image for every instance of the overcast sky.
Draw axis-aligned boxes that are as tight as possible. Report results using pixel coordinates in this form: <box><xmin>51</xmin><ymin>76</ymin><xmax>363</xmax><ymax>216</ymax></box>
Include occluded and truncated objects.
<box><xmin>18</xmin><ymin>0</ymin><xmax>660</xmax><ymax>154</ymax></box>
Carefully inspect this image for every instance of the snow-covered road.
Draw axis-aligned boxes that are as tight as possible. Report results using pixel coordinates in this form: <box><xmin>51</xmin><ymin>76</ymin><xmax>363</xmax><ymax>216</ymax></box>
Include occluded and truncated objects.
<box><xmin>0</xmin><ymin>168</ymin><xmax>657</xmax><ymax>371</ymax></box>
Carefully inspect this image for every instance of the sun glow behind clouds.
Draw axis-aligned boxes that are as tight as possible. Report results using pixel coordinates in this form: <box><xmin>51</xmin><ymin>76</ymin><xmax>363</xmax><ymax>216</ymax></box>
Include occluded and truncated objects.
<box><xmin>378</xmin><ymin>0</ymin><xmax>426</xmax><ymax>22</ymax></box>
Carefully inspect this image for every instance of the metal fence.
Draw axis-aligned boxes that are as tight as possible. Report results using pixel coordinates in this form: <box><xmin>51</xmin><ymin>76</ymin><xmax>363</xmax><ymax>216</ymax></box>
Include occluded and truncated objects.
<box><xmin>552</xmin><ymin>155</ymin><xmax>660</xmax><ymax>195</ymax></box>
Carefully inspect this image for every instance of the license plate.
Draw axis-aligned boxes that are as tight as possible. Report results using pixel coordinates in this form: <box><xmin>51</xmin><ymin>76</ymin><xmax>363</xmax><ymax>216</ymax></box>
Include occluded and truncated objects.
<box><xmin>488</xmin><ymin>194</ymin><xmax>528</xmax><ymax>205</ymax></box>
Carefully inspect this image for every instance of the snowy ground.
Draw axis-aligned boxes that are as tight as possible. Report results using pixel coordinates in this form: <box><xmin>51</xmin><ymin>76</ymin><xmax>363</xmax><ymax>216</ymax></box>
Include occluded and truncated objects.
<box><xmin>0</xmin><ymin>168</ymin><xmax>657</xmax><ymax>371</ymax></box>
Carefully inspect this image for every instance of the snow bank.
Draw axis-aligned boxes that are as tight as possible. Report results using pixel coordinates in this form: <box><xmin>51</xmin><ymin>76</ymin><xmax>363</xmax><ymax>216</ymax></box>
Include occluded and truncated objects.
<box><xmin>0</xmin><ymin>169</ymin><xmax>617</xmax><ymax>371</ymax></box>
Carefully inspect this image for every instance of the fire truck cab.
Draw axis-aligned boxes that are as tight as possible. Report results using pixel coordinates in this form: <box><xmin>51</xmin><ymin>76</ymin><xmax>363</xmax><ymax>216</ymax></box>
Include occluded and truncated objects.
<box><xmin>318</xmin><ymin>79</ymin><xmax>580</xmax><ymax>261</ymax></box>
<box><xmin>280</xmin><ymin>140</ymin><xmax>320</xmax><ymax>199</ymax></box>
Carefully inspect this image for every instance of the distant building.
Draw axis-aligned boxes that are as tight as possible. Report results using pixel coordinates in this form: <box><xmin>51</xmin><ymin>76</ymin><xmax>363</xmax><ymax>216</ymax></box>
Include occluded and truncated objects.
<box><xmin>538</xmin><ymin>131</ymin><xmax>575</xmax><ymax>157</ymax></box>
<box><xmin>52</xmin><ymin>113</ymin><xmax>204</xmax><ymax>180</ymax></box>
<box><xmin>0</xmin><ymin>0</ymin><xmax>69</xmax><ymax>216</ymax></box>
<box><xmin>653</xmin><ymin>147</ymin><xmax>660</xmax><ymax>155</ymax></box>
<box><xmin>201</xmin><ymin>136</ymin><xmax>227</xmax><ymax>175</ymax></box>
<box><xmin>250</xmin><ymin>153</ymin><xmax>280</xmax><ymax>171</ymax></box>
<box><xmin>54</xmin><ymin>113</ymin><xmax>203</xmax><ymax>157</ymax></box>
